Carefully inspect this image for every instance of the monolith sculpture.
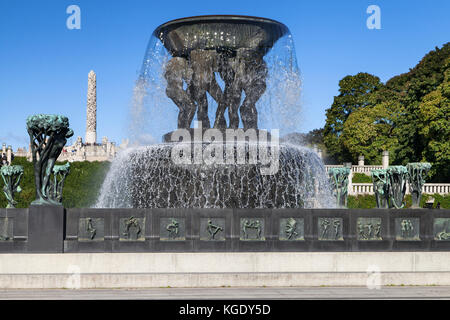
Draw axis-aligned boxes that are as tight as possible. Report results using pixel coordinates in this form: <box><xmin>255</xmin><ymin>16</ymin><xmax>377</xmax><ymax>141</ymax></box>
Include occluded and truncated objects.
<box><xmin>407</xmin><ymin>162</ymin><xmax>431</xmax><ymax>208</ymax></box>
<box><xmin>371</xmin><ymin>169</ymin><xmax>389</xmax><ymax>209</ymax></box>
<box><xmin>86</xmin><ymin>70</ymin><xmax>97</xmax><ymax>145</ymax></box>
<box><xmin>26</xmin><ymin>114</ymin><xmax>74</xmax><ymax>205</ymax></box>
<box><xmin>1</xmin><ymin>165</ymin><xmax>24</xmax><ymax>208</ymax></box>
<box><xmin>386</xmin><ymin>166</ymin><xmax>408</xmax><ymax>209</ymax></box>
<box><xmin>328</xmin><ymin>167</ymin><xmax>351</xmax><ymax>208</ymax></box>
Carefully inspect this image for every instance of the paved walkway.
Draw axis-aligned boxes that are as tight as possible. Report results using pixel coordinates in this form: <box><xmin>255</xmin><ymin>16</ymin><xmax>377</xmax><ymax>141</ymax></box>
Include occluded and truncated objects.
<box><xmin>0</xmin><ymin>286</ymin><xmax>450</xmax><ymax>299</ymax></box>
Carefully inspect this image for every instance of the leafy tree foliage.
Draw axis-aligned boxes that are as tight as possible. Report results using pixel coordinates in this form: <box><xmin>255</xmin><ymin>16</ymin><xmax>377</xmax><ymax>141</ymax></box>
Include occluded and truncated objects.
<box><xmin>323</xmin><ymin>42</ymin><xmax>450</xmax><ymax>182</ymax></box>
<box><xmin>323</xmin><ymin>73</ymin><xmax>383</xmax><ymax>162</ymax></box>
<box><xmin>415</xmin><ymin>58</ymin><xmax>450</xmax><ymax>181</ymax></box>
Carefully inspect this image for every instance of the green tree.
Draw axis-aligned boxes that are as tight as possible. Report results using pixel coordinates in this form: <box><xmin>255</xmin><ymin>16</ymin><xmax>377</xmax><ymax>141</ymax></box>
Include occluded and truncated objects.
<box><xmin>341</xmin><ymin>101</ymin><xmax>401</xmax><ymax>164</ymax></box>
<box><xmin>416</xmin><ymin>58</ymin><xmax>450</xmax><ymax>182</ymax></box>
<box><xmin>323</xmin><ymin>73</ymin><xmax>383</xmax><ymax>162</ymax></box>
<box><xmin>387</xmin><ymin>43</ymin><xmax>450</xmax><ymax>170</ymax></box>
<box><xmin>304</xmin><ymin>128</ymin><xmax>324</xmax><ymax>146</ymax></box>
<box><xmin>322</xmin><ymin>42</ymin><xmax>450</xmax><ymax>182</ymax></box>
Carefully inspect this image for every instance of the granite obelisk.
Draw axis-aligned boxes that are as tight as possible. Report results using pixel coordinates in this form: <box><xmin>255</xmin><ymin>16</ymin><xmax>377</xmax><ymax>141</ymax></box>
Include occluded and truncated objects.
<box><xmin>86</xmin><ymin>70</ymin><xmax>97</xmax><ymax>145</ymax></box>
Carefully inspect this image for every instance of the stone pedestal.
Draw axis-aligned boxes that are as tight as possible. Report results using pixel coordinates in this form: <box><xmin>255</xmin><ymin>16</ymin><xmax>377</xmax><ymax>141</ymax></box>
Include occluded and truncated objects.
<box><xmin>382</xmin><ymin>151</ymin><xmax>389</xmax><ymax>169</ymax></box>
<box><xmin>6</xmin><ymin>145</ymin><xmax>12</xmax><ymax>164</ymax></box>
<box><xmin>28</xmin><ymin>205</ymin><xmax>65</xmax><ymax>253</ymax></box>
<box><xmin>358</xmin><ymin>155</ymin><xmax>365</xmax><ymax>166</ymax></box>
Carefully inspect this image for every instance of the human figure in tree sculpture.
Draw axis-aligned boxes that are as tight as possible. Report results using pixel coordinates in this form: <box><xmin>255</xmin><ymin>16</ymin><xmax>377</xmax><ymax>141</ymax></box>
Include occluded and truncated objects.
<box><xmin>0</xmin><ymin>165</ymin><xmax>24</xmax><ymax>208</ymax></box>
<box><xmin>386</xmin><ymin>166</ymin><xmax>408</xmax><ymax>209</ymax></box>
<box><xmin>320</xmin><ymin>218</ymin><xmax>330</xmax><ymax>239</ymax></box>
<box><xmin>49</xmin><ymin>162</ymin><xmax>71</xmax><ymax>203</ymax></box>
<box><xmin>371</xmin><ymin>169</ymin><xmax>390</xmax><ymax>209</ymax></box>
<box><xmin>407</xmin><ymin>162</ymin><xmax>431</xmax><ymax>208</ymax></box>
<box><xmin>26</xmin><ymin>114</ymin><xmax>74</xmax><ymax>205</ymax></box>
<box><xmin>328</xmin><ymin>167</ymin><xmax>350</xmax><ymax>208</ymax></box>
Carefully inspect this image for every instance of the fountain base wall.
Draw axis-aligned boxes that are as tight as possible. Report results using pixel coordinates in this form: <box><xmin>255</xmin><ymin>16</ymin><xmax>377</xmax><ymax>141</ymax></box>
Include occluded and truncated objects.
<box><xmin>1</xmin><ymin>207</ymin><xmax>450</xmax><ymax>253</ymax></box>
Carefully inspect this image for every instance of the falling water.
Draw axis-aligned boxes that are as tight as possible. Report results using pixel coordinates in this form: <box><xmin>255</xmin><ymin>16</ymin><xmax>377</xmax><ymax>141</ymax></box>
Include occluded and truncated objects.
<box><xmin>128</xmin><ymin>33</ymin><xmax>302</xmax><ymax>142</ymax></box>
<box><xmin>95</xmin><ymin>16</ymin><xmax>335</xmax><ymax>209</ymax></box>
<box><xmin>96</xmin><ymin>142</ymin><xmax>335</xmax><ymax>208</ymax></box>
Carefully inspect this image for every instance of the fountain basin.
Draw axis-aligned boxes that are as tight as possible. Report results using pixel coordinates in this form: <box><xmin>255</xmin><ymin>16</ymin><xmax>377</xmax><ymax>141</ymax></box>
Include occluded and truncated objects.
<box><xmin>154</xmin><ymin>15</ymin><xmax>289</xmax><ymax>57</ymax></box>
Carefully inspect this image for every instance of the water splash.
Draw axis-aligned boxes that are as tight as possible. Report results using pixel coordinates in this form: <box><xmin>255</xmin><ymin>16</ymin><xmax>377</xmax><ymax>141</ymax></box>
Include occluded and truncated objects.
<box><xmin>95</xmin><ymin>141</ymin><xmax>335</xmax><ymax>209</ymax></box>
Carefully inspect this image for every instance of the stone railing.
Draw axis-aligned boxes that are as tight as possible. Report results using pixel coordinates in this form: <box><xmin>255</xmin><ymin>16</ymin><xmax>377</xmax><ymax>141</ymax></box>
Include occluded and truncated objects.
<box><xmin>422</xmin><ymin>184</ymin><xmax>450</xmax><ymax>195</ymax></box>
<box><xmin>325</xmin><ymin>165</ymin><xmax>383</xmax><ymax>175</ymax></box>
<box><xmin>350</xmin><ymin>183</ymin><xmax>450</xmax><ymax>195</ymax></box>
<box><xmin>350</xmin><ymin>183</ymin><xmax>374</xmax><ymax>195</ymax></box>
<box><xmin>325</xmin><ymin>165</ymin><xmax>344</xmax><ymax>171</ymax></box>
<box><xmin>351</xmin><ymin>165</ymin><xmax>383</xmax><ymax>174</ymax></box>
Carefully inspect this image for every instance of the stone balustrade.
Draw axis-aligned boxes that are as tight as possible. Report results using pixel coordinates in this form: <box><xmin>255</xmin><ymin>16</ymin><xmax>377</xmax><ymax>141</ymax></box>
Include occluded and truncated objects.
<box><xmin>351</xmin><ymin>165</ymin><xmax>383</xmax><ymax>174</ymax></box>
<box><xmin>351</xmin><ymin>183</ymin><xmax>374</xmax><ymax>195</ymax></box>
<box><xmin>350</xmin><ymin>183</ymin><xmax>450</xmax><ymax>195</ymax></box>
<box><xmin>422</xmin><ymin>184</ymin><xmax>450</xmax><ymax>195</ymax></box>
<box><xmin>325</xmin><ymin>165</ymin><xmax>383</xmax><ymax>175</ymax></box>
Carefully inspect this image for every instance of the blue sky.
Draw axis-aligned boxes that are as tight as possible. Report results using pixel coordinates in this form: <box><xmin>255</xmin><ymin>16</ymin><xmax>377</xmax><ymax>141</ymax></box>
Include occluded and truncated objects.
<box><xmin>0</xmin><ymin>0</ymin><xmax>449</xmax><ymax>148</ymax></box>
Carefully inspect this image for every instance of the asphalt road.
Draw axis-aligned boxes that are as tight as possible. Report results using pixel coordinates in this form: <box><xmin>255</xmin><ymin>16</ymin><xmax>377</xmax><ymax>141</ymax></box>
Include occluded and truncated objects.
<box><xmin>0</xmin><ymin>286</ymin><xmax>449</xmax><ymax>300</ymax></box>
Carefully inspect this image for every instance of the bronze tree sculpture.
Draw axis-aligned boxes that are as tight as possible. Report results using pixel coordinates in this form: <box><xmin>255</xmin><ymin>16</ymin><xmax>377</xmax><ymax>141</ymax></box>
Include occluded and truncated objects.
<box><xmin>328</xmin><ymin>167</ymin><xmax>351</xmax><ymax>208</ymax></box>
<box><xmin>386</xmin><ymin>166</ymin><xmax>408</xmax><ymax>209</ymax></box>
<box><xmin>1</xmin><ymin>165</ymin><xmax>24</xmax><ymax>208</ymax></box>
<box><xmin>49</xmin><ymin>162</ymin><xmax>71</xmax><ymax>203</ymax></box>
<box><xmin>407</xmin><ymin>162</ymin><xmax>431</xmax><ymax>208</ymax></box>
<box><xmin>26</xmin><ymin>114</ymin><xmax>73</xmax><ymax>205</ymax></box>
<box><xmin>371</xmin><ymin>169</ymin><xmax>389</xmax><ymax>209</ymax></box>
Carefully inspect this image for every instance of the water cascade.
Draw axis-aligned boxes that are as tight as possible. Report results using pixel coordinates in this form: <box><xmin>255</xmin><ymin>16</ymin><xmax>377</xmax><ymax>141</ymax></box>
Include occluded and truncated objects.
<box><xmin>96</xmin><ymin>15</ymin><xmax>335</xmax><ymax>209</ymax></box>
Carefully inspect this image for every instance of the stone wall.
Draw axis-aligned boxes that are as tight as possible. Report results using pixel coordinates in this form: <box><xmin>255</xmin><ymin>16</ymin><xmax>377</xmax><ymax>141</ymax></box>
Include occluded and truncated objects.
<box><xmin>1</xmin><ymin>207</ymin><xmax>450</xmax><ymax>253</ymax></box>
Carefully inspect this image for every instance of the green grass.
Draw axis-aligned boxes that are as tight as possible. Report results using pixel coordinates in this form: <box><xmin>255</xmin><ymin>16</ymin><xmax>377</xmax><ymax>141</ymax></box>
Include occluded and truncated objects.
<box><xmin>347</xmin><ymin>194</ymin><xmax>377</xmax><ymax>208</ymax></box>
<box><xmin>348</xmin><ymin>193</ymin><xmax>450</xmax><ymax>209</ymax></box>
<box><xmin>0</xmin><ymin>157</ymin><xmax>110</xmax><ymax>208</ymax></box>
<box><xmin>352</xmin><ymin>173</ymin><xmax>373</xmax><ymax>183</ymax></box>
